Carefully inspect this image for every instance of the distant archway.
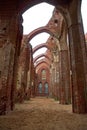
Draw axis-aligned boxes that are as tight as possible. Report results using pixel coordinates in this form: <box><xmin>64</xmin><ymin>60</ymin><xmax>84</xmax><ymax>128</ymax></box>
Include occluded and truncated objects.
<box><xmin>35</xmin><ymin>60</ymin><xmax>50</xmax><ymax>69</ymax></box>
<box><xmin>27</xmin><ymin>26</ymin><xmax>59</xmax><ymax>42</ymax></box>
<box><xmin>34</xmin><ymin>53</ymin><xmax>51</xmax><ymax>63</ymax></box>
<box><xmin>33</xmin><ymin>43</ymin><xmax>50</xmax><ymax>54</ymax></box>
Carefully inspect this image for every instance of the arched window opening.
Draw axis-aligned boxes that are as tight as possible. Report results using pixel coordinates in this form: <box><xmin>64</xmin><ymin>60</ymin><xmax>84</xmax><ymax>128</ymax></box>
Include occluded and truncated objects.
<box><xmin>38</xmin><ymin>82</ymin><xmax>42</xmax><ymax>93</ymax></box>
<box><xmin>44</xmin><ymin>83</ymin><xmax>49</xmax><ymax>94</ymax></box>
<box><xmin>42</xmin><ymin>69</ymin><xmax>46</xmax><ymax>80</ymax></box>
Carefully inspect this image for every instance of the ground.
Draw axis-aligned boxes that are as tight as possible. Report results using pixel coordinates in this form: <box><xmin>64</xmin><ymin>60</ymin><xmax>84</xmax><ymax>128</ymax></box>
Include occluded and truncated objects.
<box><xmin>0</xmin><ymin>97</ymin><xmax>87</xmax><ymax>130</ymax></box>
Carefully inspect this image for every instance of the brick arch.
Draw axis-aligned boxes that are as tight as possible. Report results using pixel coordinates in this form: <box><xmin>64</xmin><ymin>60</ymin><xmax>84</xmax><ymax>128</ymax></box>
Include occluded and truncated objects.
<box><xmin>19</xmin><ymin>0</ymin><xmax>71</xmax><ymax>14</ymax></box>
<box><xmin>35</xmin><ymin>58</ymin><xmax>50</xmax><ymax>66</ymax></box>
<box><xmin>26</xmin><ymin>26</ymin><xmax>61</xmax><ymax>53</ymax></box>
<box><xmin>17</xmin><ymin>0</ymin><xmax>87</xmax><ymax>114</ymax></box>
<box><xmin>27</xmin><ymin>26</ymin><xmax>56</xmax><ymax>42</ymax></box>
<box><xmin>33</xmin><ymin>43</ymin><xmax>50</xmax><ymax>54</ymax></box>
<box><xmin>36</xmin><ymin>64</ymin><xmax>50</xmax><ymax>73</ymax></box>
<box><xmin>35</xmin><ymin>60</ymin><xmax>50</xmax><ymax>69</ymax></box>
<box><xmin>34</xmin><ymin>53</ymin><xmax>51</xmax><ymax>63</ymax></box>
<box><xmin>37</xmin><ymin>65</ymin><xmax>50</xmax><ymax>73</ymax></box>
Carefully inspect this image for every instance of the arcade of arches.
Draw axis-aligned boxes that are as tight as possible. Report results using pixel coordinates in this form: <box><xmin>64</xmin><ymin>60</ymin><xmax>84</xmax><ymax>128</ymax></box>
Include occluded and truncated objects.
<box><xmin>0</xmin><ymin>0</ymin><xmax>87</xmax><ymax>116</ymax></box>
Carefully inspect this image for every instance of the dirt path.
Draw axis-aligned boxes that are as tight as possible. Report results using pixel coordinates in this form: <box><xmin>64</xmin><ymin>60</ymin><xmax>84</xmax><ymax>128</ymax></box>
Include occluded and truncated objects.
<box><xmin>0</xmin><ymin>97</ymin><xmax>87</xmax><ymax>130</ymax></box>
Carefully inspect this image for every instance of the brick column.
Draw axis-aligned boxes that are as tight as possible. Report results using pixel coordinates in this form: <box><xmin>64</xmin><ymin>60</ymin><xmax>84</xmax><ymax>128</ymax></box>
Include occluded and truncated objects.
<box><xmin>68</xmin><ymin>22</ymin><xmax>87</xmax><ymax>113</ymax></box>
<box><xmin>16</xmin><ymin>36</ymin><xmax>30</xmax><ymax>102</ymax></box>
<box><xmin>59</xmin><ymin>49</ymin><xmax>71</xmax><ymax>104</ymax></box>
<box><xmin>0</xmin><ymin>12</ymin><xmax>20</xmax><ymax>113</ymax></box>
<box><xmin>53</xmin><ymin>56</ymin><xmax>60</xmax><ymax>100</ymax></box>
<box><xmin>11</xmin><ymin>14</ymin><xmax>23</xmax><ymax>109</ymax></box>
<box><xmin>49</xmin><ymin>67</ymin><xmax>53</xmax><ymax>97</ymax></box>
<box><xmin>51</xmin><ymin>62</ymin><xmax>56</xmax><ymax>98</ymax></box>
<box><xmin>0</xmin><ymin>43</ymin><xmax>15</xmax><ymax>112</ymax></box>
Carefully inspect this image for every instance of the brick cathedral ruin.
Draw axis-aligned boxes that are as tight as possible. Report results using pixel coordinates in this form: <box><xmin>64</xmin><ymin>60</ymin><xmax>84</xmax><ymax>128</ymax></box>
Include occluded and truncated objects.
<box><xmin>0</xmin><ymin>0</ymin><xmax>87</xmax><ymax>114</ymax></box>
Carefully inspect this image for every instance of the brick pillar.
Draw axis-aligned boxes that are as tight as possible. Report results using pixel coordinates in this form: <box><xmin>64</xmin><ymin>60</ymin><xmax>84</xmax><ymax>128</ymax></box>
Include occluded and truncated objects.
<box><xmin>11</xmin><ymin>14</ymin><xmax>23</xmax><ymax>109</ymax></box>
<box><xmin>51</xmin><ymin>66</ymin><xmax>55</xmax><ymax>97</ymax></box>
<box><xmin>31</xmin><ymin>62</ymin><xmax>35</xmax><ymax>98</ymax></box>
<box><xmin>49</xmin><ymin>68</ymin><xmax>53</xmax><ymax>97</ymax></box>
<box><xmin>55</xmin><ymin>61</ymin><xmax>60</xmax><ymax>100</ymax></box>
<box><xmin>0</xmin><ymin>12</ymin><xmax>20</xmax><ymax>113</ymax></box>
<box><xmin>0</xmin><ymin>43</ymin><xmax>15</xmax><ymax>112</ymax></box>
<box><xmin>52</xmin><ymin>57</ymin><xmax>60</xmax><ymax>100</ymax></box>
<box><xmin>29</xmin><ymin>45</ymin><xmax>34</xmax><ymax>98</ymax></box>
<box><xmin>59</xmin><ymin>49</ymin><xmax>71</xmax><ymax>104</ymax></box>
<box><xmin>16</xmin><ymin>36</ymin><xmax>30</xmax><ymax>102</ymax></box>
<box><xmin>68</xmin><ymin>23</ymin><xmax>87</xmax><ymax>113</ymax></box>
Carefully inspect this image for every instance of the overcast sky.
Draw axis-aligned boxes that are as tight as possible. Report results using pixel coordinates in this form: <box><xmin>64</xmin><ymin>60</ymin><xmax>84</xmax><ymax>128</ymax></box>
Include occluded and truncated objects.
<box><xmin>22</xmin><ymin>0</ymin><xmax>87</xmax><ymax>58</ymax></box>
<box><xmin>22</xmin><ymin>2</ymin><xmax>54</xmax><ymax>58</ymax></box>
<box><xmin>81</xmin><ymin>0</ymin><xmax>87</xmax><ymax>33</ymax></box>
